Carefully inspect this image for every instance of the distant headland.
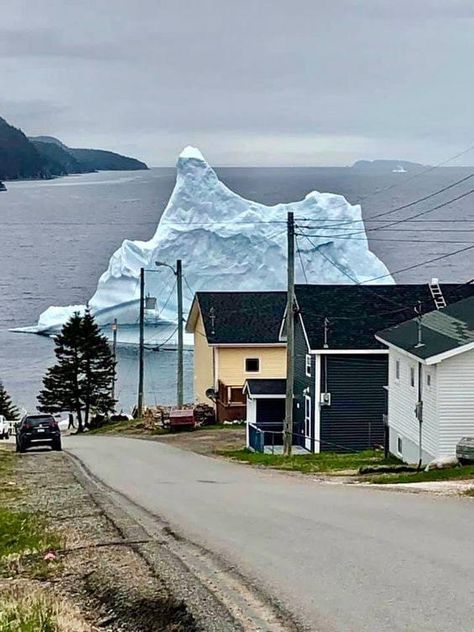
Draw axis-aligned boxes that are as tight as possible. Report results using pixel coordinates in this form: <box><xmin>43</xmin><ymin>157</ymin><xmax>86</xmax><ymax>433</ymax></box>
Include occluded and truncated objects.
<box><xmin>0</xmin><ymin>115</ymin><xmax>148</xmax><ymax>181</ymax></box>
<box><xmin>350</xmin><ymin>159</ymin><xmax>426</xmax><ymax>173</ymax></box>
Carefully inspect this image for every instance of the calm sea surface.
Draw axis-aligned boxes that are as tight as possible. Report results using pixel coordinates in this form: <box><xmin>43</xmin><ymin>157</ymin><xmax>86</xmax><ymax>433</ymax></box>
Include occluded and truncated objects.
<box><xmin>1</xmin><ymin>166</ymin><xmax>473</xmax><ymax>412</ymax></box>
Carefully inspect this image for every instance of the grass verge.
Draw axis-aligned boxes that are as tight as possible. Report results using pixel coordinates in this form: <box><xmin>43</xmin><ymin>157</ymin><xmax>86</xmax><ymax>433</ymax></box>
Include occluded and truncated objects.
<box><xmin>366</xmin><ymin>464</ymin><xmax>474</xmax><ymax>485</ymax></box>
<box><xmin>220</xmin><ymin>448</ymin><xmax>398</xmax><ymax>474</ymax></box>
<box><xmin>0</xmin><ymin>447</ymin><xmax>63</xmax><ymax>579</ymax></box>
<box><xmin>0</xmin><ymin>585</ymin><xmax>93</xmax><ymax>632</ymax></box>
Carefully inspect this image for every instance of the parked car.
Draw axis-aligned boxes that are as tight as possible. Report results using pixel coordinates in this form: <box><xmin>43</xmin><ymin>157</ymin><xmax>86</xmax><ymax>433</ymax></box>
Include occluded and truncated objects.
<box><xmin>0</xmin><ymin>415</ymin><xmax>10</xmax><ymax>440</ymax></box>
<box><xmin>16</xmin><ymin>414</ymin><xmax>62</xmax><ymax>453</ymax></box>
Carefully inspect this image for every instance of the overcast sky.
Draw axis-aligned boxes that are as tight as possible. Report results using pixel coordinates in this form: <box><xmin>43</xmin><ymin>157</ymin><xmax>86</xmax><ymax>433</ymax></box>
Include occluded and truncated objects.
<box><xmin>1</xmin><ymin>0</ymin><xmax>473</xmax><ymax>166</ymax></box>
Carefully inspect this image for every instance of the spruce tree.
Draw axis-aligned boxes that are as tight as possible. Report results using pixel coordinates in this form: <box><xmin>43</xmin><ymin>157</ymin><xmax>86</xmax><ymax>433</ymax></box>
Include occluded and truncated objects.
<box><xmin>80</xmin><ymin>309</ymin><xmax>116</xmax><ymax>426</ymax></box>
<box><xmin>38</xmin><ymin>311</ymin><xmax>116</xmax><ymax>432</ymax></box>
<box><xmin>0</xmin><ymin>381</ymin><xmax>19</xmax><ymax>420</ymax></box>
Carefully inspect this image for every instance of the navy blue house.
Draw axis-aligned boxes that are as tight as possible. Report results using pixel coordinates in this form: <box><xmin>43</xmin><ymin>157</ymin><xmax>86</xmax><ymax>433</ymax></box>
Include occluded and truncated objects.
<box><xmin>290</xmin><ymin>283</ymin><xmax>474</xmax><ymax>453</ymax></box>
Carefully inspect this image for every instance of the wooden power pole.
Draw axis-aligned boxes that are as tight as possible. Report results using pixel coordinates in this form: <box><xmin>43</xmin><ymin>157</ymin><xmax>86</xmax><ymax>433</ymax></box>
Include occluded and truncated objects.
<box><xmin>283</xmin><ymin>211</ymin><xmax>295</xmax><ymax>456</ymax></box>
<box><xmin>176</xmin><ymin>259</ymin><xmax>184</xmax><ymax>408</ymax></box>
<box><xmin>111</xmin><ymin>318</ymin><xmax>118</xmax><ymax>405</ymax></box>
<box><xmin>137</xmin><ymin>267</ymin><xmax>145</xmax><ymax>418</ymax></box>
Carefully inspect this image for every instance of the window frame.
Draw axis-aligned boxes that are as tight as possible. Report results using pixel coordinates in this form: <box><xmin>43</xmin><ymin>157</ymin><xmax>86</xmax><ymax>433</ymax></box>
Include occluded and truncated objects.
<box><xmin>305</xmin><ymin>354</ymin><xmax>312</xmax><ymax>377</ymax></box>
<box><xmin>410</xmin><ymin>366</ymin><xmax>415</xmax><ymax>388</ymax></box>
<box><xmin>304</xmin><ymin>394</ymin><xmax>312</xmax><ymax>438</ymax></box>
<box><xmin>244</xmin><ymin>357</ymin><xmax>260</xmax><ymax>373</ymax></box>
<box><xmin>395</xmin><ymin>359</ymin><xmax>400</xmax><ymax>382</ymax></box>
<box><xmin>397</xmin><ymin>436</ymin><xmax>403</xmax><ymax>456</ymax></box>
<box><xmin>426</xmin><ymin>373</ymin><xmax>432</xmax><ymax>388</ymax></box>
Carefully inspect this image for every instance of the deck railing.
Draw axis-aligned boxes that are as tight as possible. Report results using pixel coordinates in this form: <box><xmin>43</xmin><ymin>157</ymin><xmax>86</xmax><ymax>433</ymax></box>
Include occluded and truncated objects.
<box><xmin>248</xmin><ymin>423</ymin><xmax>265</xmax><ymax>453</ymax></box>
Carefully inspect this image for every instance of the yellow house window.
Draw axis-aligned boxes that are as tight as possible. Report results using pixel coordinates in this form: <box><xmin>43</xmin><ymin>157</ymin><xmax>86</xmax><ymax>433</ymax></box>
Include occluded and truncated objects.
<box><xmin>245</xmin><ymin>358</ymin><xmax>260</xmax><ymax>373</ymax></box>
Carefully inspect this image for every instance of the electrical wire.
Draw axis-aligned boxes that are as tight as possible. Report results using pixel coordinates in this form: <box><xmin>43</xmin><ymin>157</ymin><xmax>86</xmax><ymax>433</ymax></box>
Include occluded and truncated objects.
<box><xmin>359</xmin><ymin>243</ymin><xmax>474</xmax><ymax>284</ymax></box>
<box><xmin>295</xmin><ymin>235</ymin><xmax>309</xmax><ymax>283</ymax></box>
<box><xmin>301</xmin><ymin>231</ymin><xmax>474</xmax><ymax>286</ymax></box>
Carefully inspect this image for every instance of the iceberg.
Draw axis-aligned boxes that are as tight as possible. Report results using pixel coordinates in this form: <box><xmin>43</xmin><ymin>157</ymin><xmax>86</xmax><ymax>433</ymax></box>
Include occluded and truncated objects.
<box><xmin>29</xmin><ymin>147</ymin><xmax>393</xmax><ymax>343</ymax></box>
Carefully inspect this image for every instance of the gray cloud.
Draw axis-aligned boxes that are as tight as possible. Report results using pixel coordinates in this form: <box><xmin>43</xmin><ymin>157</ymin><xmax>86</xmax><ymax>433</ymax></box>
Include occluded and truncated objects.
<box><xmin>0</xmin><ymin>0</ymin><xmax>473</xmax><ymax>165</ymax></box>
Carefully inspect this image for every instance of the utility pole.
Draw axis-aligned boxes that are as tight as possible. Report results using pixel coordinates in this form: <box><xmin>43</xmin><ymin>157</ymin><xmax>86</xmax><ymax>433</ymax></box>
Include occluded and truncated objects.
<box><xmin>176</xmin><ymin>259</ymin><xmax>184</xmax><ymax>408</ymax></box>
<box><xmin>137</xmin><ymin>267</ymin><xmax>145</xmax><ymax>418</ymax></box>
<box><xmin>111</xmin><ymin>318</ymin><xmax>118</xmax><ymax>405</ymax></box>
<box><xmin>155</xmin><ymin>259</ymin><xmax>185</xmax><ymax>408</ymax></box>
<box><xmin>283</xmin><ymin>211</ymin><xmax>295</xmax><ymax>456</ymax></box>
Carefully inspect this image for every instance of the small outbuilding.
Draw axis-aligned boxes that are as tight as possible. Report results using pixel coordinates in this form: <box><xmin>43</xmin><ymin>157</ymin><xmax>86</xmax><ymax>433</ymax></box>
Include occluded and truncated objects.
<box><xmin>376</xmin><ymin>295</ymin><xmax>474</xmax><ymax>464</ymax></box>
<box><xmin>243</xmin><ymin>379</ymin><xmax>286</xmax><ymax>451</ymax></box>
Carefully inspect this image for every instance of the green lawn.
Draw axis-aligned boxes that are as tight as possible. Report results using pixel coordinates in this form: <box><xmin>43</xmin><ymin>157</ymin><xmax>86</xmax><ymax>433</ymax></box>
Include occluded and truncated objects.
<box><xmin>367</xmin><ymin>464</ymin><xmax>474</xmax><ymax>485</ymax></box>
<box><xmin>221</xmin><ymin>448</ymin><xmax>398</xmax><ymax>474</ymax></box>
<box><xmin>0</xmin><ymin>448</ymin><xmax>62</xmax><ymax>578</ymax></box>
<box><xmin>0</xmin><ymin>589</ymin><xmax>57</xmax><ymax>632</ymax></box>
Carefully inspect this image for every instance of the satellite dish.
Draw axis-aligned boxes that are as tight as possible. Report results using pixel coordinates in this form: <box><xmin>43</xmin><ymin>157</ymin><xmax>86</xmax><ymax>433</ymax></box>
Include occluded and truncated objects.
<box><xmin>205</xmin><ymin>388</ymin><xmax>217</xmax><ymax>401</ymax></box>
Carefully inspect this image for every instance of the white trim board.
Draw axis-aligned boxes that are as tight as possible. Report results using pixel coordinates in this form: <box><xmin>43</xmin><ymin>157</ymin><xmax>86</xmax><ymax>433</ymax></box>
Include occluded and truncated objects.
<box><xmin>246</xmin><ymin>394</ymin><xmax>286</xmax><ymax>400</ymax></box>
<box><xmin>209</xmin><ymin>343</ymin><xmax>286</xmax><ymax>348</ymax></box>
<box><xmin>309</xmin><ymin>349</ymin><xmax>388</xmax><ymax>355</ymax></box>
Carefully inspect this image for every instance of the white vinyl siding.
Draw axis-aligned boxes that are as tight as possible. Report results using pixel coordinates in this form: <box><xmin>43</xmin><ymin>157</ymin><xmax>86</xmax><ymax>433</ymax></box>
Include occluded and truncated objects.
<box><xmin>437</xmin><ymin>348</ymin><xmax>474</xmax><ymax>457</ymax></box>
<box><xmin>387</xmin><ymin>349</ymin><xmax>438</xmax><ymax>462</ymax></box>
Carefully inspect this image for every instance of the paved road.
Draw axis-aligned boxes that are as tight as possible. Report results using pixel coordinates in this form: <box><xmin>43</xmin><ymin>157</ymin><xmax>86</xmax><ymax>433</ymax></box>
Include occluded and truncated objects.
<box><xmin>66</xmin><ymin>435</ymin><xmax>474</xmax><ymax>632</ymax></box>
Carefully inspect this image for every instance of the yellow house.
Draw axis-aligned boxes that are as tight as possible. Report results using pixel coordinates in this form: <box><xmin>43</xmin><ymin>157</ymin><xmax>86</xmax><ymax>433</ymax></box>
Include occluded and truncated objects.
<box><xmin>186</xmin><ymin>292</ymin><xmax>287</xmax><ymax>422</ymax></box>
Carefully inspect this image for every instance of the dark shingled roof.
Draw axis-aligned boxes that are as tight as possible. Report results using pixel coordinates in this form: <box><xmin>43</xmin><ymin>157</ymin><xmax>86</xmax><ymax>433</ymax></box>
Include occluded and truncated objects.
<box><xmin>376</xmin><ymin>295</ymin><xmax>474</xmax><ymax>360</ymax></box>
<box><xmin>245</xmin><ymin>379</ymin><xmax>286</xmax><ymax>396</ymax></box>
<box><xmin>295</xmin><ymin>283</ymin><xmax>474</xmax><ymax>350</ymax></box>
<box><xmin>195</xmin><ymin>291</ymin><xmax>286</xmax><ymax>344</ymax></box>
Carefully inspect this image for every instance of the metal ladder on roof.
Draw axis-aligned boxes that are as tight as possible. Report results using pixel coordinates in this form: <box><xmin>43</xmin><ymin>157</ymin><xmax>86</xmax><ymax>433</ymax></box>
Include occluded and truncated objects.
<box><xmin>429</xmin><ymin>277</ymin><xmax>447</xmax><ymax>309</ymax></box>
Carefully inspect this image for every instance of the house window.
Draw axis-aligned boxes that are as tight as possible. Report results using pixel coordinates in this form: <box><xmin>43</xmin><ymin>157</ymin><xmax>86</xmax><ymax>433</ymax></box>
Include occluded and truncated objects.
<box><xmin>410</xmin><ymin>367</ymin><xmax>415</xmax><ymax>388</ymax></box>
<box><xmin>395</xmin><ymin>360</ymin><xmax>400</xmax><ymax>381</ymax></box>
<box><xmin>426</xmin><ymin>373</ymin><xmax>431</xmax><ymax>387</ymax></box>
<box><xmin>305</xmin><ymin>354</ymin><xmax>311</xmax><ymax>377</ymax></box>
<box><xmin>397</xmin><ymin>436</ymin><xmax>403</xmax><ymax>456</ymax></box>
<box><xmin>304</xmin><ymin>395</ymin><xmax>311</xmax><ymax>438</ymax></box>
<box><xmin>245</xmin><ymin>358</ymin><xmax>260</xmax><ymax>373</ymax></box>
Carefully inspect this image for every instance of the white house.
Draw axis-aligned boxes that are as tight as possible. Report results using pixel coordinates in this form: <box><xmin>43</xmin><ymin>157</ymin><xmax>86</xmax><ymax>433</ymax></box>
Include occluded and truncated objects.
<box><xmin>376</xmin><ymin>295</ymin><xmax>474</xmax><ymax>464</ymax></box>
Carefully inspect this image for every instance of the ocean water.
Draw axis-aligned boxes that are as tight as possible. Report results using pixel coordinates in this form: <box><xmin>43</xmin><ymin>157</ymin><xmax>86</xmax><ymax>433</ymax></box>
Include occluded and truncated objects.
<box><xmin>1</xmin><ymin>166</ymin><xmax>473</xmax><ymax>412</ymax></box>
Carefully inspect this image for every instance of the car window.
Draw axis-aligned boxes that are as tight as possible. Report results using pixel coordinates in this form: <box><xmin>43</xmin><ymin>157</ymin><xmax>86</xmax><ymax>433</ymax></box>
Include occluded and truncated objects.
<box><xmin>24</xmin><ymin>416</ymin><xmax>54</xmax><ymax>427</ymax></box>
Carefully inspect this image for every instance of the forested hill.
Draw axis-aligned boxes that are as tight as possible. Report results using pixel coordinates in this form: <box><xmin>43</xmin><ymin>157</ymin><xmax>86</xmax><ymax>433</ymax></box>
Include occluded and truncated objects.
<box><xmin>0</xmin><ymin>116</ymin><xmax>48</xmax><ymax>180</ymax></box>
<box><xmin>0</xmin><ymin>115</ymin><xmax>148</xmax><ymax>180</ymax></box>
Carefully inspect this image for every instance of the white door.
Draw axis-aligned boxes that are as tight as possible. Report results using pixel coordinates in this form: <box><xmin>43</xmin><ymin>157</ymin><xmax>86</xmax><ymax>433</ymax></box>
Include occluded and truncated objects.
<box><xmin>304</xmin><ymin>395</ymin><xmax>312</xmax><ymax>450</ymax></box>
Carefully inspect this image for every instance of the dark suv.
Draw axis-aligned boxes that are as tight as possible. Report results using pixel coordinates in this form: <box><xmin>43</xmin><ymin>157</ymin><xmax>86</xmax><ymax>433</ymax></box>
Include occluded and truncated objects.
<box><xmin>16</xmin><ymin>414</ymin><xmax>62</xmax><ymax>453</ymax></box>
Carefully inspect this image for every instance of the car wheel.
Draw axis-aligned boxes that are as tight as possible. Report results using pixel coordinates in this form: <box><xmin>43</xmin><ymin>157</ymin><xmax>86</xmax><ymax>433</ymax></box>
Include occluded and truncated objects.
<box><xmin>19</xmin><ymin>443</ymin><xmax>26</xmax><ymax>453</ymax></box>
<box><xmin>15</xmin><ymin>442</ymin><xmax>20</xmax><ymax>453</ymax></box>
<box><xmin>52</xmin><ymin>441</ymin><xmax>62</xmax><ymax>451</ymax></box>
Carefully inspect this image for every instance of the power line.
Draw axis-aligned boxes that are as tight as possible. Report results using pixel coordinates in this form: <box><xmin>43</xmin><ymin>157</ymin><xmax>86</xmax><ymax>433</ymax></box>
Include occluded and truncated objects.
<box><xmin>360</xmin><ymin>243</ymin><xmax>474</xmax><ymax>284</ymax></box>
<box><xmin>295</xmin><ymin>235</ymin><xmax>309</xmax><ymax>283</ymax></box>
<box><xmin>368</xmin><ymin>187</ymin><xmax>474</xmax><ymax>233</ymax></box>
<box><xmin>160</xmin><ymin>157</ymin><xmax>474</xmax><ymax>232</ymax></box>
<box><xmin>300</xmin><ymin>234</ymin><xmax>405</xmax><ymax>308</ymax></box>
<box><xmin>366</xmin><ymin>173</ymin><xmax>474</xmax><ymax>220</ymax></box>
<box><xmin>297</xmin><ymin>187</ymin><xmax>474</xmax><ymax>239</ymax></box>
<box><xmin>301</xmin><ymin>231</ymin><xmax>474</xmax><ymax>285</ymax></box>
<box><xmin>350</xmin><ymin>147</ymin><xmax>474</xmax><ymax>204</ymax></box>
<box><xmin>296</xmin><ymin>234</ymin><xmax>474</xmax><ymax>244</ymax></box>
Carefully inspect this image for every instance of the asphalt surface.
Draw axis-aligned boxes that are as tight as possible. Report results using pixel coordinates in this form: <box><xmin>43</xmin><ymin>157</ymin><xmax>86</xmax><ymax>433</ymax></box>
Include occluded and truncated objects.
<box><xmin>65</xmin><ymin>435</ymin><xmax>474</xmax><ymax>632</ymax></box>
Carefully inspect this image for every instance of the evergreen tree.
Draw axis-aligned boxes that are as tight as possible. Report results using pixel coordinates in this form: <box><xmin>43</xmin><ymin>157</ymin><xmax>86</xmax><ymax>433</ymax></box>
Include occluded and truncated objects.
<box><xmin>0</xmin><ymin>381</ymin><xmax>19</xmax><ymax>420</ymax></box>
<box><xmin>80</xmin><ymin>309</ymin><xmax>116</xmax><ymax>425</ymax></box>
<box><xmin>38</xmin><ymin>311</ymin><xmax>116</xmax><ymax>432</ymax></box>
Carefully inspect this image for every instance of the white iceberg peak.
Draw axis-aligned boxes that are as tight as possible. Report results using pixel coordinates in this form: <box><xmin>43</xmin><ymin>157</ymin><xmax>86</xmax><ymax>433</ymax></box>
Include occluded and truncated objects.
<box><xmin>179</xmin><ymin>146</ymin><xmax>206</xmax><ymax>161</ymax></box>
<box><xmin>32</xmin><ymin>150</ymin><xmax>393</xmax><ymax>338</ymax></box>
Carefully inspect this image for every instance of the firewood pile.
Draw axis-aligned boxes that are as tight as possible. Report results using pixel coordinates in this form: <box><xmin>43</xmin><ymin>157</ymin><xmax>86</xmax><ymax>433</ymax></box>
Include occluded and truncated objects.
<box><xmin>142</xmin><ymin>403</ymin><xmax>192</xmax><ymax>429</ymax></box>
<box><xmin>193</xmin><ymin>403</ymin><xmax>216</xmax><ymax>426</ymax></box>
